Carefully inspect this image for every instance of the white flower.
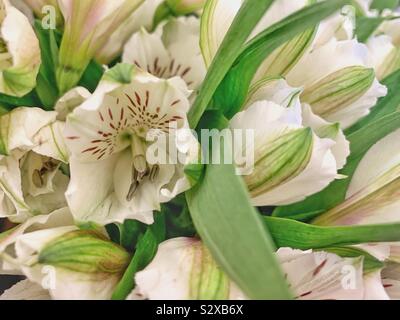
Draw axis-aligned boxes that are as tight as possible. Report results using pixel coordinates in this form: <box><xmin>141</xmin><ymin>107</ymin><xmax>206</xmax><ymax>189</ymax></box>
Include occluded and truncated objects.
<box><xmin>231</xmin><ymin>78</ymin><xmax>349</xmax><ymax>206</ymax></box>
<box><xmin>313</xmin><ymin>129</ymin><xmax>400</xmax><ymax>226</ymax></box>
<box><xmin>65</xmin><ymin>64</ymin><xmax>199</xmax><ymax>226</ymax></box>
<box><xmin>0</xmin><ymin>0</ymin><xmax>41</xmax><ymax>97</ymax></box>
<box><xmin>0</xmin><ymin>108</ymin><xmax>69</xmax><ymax>223</ymax></box>
<box><xmin>132</xmin><ymin>237</ymin><xmax>246</xmax><ymax>300</ymax></box>
<box><xmin>123</xmin><ymin>16</ymin><xmax>206</xmax><ymax>92</ymax></box>
<box><xmin>286</xmin><ymin>38</ymin><xmax>387</xmax><ymax>128</ymax></box>
<box><xmin>1</xmin><ymin>208</ymin><xmax>130</xmax><ymax>300</ymax></box>
<box><xmin>132</xmin><ymin>238</ymin><xmax>372</xmax><ymax>300</ymax></box>
<box><xmin>95</xmin><ymin>0</ymin><xmax>163</xmax><ymax>64</ymax></box>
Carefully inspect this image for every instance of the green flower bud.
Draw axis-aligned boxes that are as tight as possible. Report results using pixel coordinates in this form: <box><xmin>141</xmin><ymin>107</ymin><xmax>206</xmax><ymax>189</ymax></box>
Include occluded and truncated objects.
<box><xmin>245</xmin><ymin>128</ymin><xmax>313</xmax><ymax>198</ymax></box>
<box><xmin>39</xmin><ymin>230</ymin><xmax>130</xmax><ymax>275</ymax></box>
<box><xmin>301</xmin><ymin>66</ymin><xmax>375</xmax><ymax>117</ymax></box>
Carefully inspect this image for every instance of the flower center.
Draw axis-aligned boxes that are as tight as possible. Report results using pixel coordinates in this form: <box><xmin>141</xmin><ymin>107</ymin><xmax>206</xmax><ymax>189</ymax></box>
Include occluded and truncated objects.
<box><xmin>126</xmin><ymin>134</ymin><xmax>160</xmax><ymax>202</ymax></box>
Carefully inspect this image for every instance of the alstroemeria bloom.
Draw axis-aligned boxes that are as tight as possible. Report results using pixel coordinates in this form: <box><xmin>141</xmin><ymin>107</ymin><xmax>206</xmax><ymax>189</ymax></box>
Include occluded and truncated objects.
<box><xmin>231</xmin><ymin>78</ymin><xmax>349</xmax><ymax>206</ymax></box>
<box><xmin>313</xmin><ymin>129</ymin><xmax>400</xmax><ymax>226</ymax></box>
<box><xmin>95</xmin><ymin>0</ymin><xmax>163</xmax><ymax>64</ymax></box>
<box><xmin>0</xmin><ymin>108</ymin><xmax>69</xmax><ymax>223</ymax></box>
<box><xmin>56</xmin><ymin>0</ymin><xmax>144</xmax><ymax>93</ymax></box>
<box><xmin>131</xmin><ymin>238</ymin><xmax>371</xmax><ymax>300</ymax></box>
<box><xmin>201</xmin><ymin>0</ymin><xmax>387</xmax><ymax>129</ymax></box>
<box><xmin>0</xmin><ymin>0</ymin><xmax>40</xmax><ymax>97</ymax></box>
<box><xmin>123</xmin><ymin>16</ymin><xmax>206</xmax><ymax>91</ymax></box>
<box><xmin>65</xmin><ymin>64</ymin><xmax>199</xmax><ymax>225</ymax></box>
<box><xmin>1</xmin><ymin>208</ymin><xmax>130</xmax><ymax>300</ymax></box>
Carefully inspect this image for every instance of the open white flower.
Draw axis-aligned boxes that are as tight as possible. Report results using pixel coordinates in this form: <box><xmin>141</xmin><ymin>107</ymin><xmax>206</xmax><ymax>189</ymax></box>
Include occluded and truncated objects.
<box><xmin>0</xmin><ymin>108</ymin><xmax>69</xmax><ymax>223</ymax></box>
<box><xmin>0</xmin><ymin>0</ymin><xmax>41</xmax><ymax>97</ymax></box>
<box><xmin>231</xmin><ymin>78</ymin><xmax>349</xmax><ymax>206</ymax></box>
<box><xmin>56</xmin><ymin>0</ymin><xmax>144</xmax><ymax>93</ymax></box>
<box><xmin>65</xmin><ymin>64</ymin><xmax>199</xmax><ymax>226</ymax></box>
<box><xmin>132</xmin><ymin>238</ymin><xmax>371</xmax><ymax>300</ymax></box>
<box><xmin>1</xmin><ymin>208</ymin><xmax>130</xmax><ymax>300</ymax></box>
<box><xmin>313</xmin><ymin>129</ymin><xmax>400</xmax><ymax>226</ymax></box>
<box><xmin>123</xmin><ymin>16</ymin><xmax>206</xmax><ymax>92</ymax></box>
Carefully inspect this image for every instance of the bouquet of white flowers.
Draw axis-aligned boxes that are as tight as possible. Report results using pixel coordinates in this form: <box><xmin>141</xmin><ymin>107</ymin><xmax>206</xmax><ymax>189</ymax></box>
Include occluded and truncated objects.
<box><xmin>0</xmin><ymin>0</ymin><xmax>400</xmax><ymax>301</ymax></box>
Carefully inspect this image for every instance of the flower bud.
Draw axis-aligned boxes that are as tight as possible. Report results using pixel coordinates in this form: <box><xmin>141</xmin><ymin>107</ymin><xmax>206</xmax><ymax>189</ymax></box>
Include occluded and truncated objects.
<box><xmin>39</xmin><ymin>230</ymin><xmax>130</xmax><ymax>275</ymax></box>
<box><xmin>0</xmin><ymin>0</ymin><xmax>41</xmax><ymax>97</ymax></box>
<box><xmin>255</xmin><ymin>28</ymin><xmax>315</xmax><ymax>79</ymax></box>
<box><xmin>12</xmin><ymin>226</ymin><xmax>131</xmax><ymax>299</ymax></box>
<box><xmin>133</xmin><ymin>238</ymin><xmax>244</xmax><ymax>300</ymax></box>
<box><xmin>313</xmin><ymin>129</ymin><xmax>400</xmax><ymax>226</ymax></box>
<box><xmin>301</xmin><ymin>66</ymin><xmax>375</xmax><ymax>118</ymax></box>
<box><xmin>244</xmin><ymin>128</ymin><xmax>313</xmax><ymax>198</ymax></box>
<box><xmin>56</xmin><ymin>0</ymin><xmax>144</xmax><ymax>93</ymax></box>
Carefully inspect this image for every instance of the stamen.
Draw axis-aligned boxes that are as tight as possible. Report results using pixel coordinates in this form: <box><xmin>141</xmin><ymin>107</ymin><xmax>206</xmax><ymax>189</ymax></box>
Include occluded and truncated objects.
<box><xmin>133</xmin><ymin>155</ymin><xmax>148</xmax><ymax>175</ymax></box>
<box><xmin>126</xmin><ymin>181</ymin><xmax>139</xmax><ymax>202</ymax></box>
<box><xmin>131</xmin><ymin>134</ymin><xmax>148</xmax><ymax>173</ymax></box>
<box><xmin>149</xmin><ymin>165</ymin><xmax>160</xmax><ymax>182</ymax></box>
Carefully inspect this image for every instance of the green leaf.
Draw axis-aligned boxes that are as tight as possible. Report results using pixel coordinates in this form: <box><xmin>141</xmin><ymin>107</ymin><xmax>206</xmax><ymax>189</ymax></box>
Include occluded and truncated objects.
<box><xmin>213</xmin><ymin>0</ymin><xmax>350</xmax><ymax>119</ymax></box>
<box><xmin>371</xmin><ymin>0</ymin><xmax>400</xmax><ymax>11</ymax></box>
<box><xmin>33</xmin><ymin>20</ymin><xmax>61</xmax><ymax>109</ymax></box>
<box><xmin>346</xmin><ymin>69</ymin><xmax>400</xmax><ymax>135</ymax></box>
<box><xmin>355</xmin><ymin>16</ymin><xmax>385</xmax><ymax>43</ymax></box>
<box><xmin>321</xmin><ymin>247</ymin><xmax>385</xmax><ymax>274</ymax></box>
<box><xmin>118</xmin><ymin>220</ymin><xmax>146</xmax><ymax>252</ymax></box>
<box><xmin>264</xmin><ymin>216</ymin><xmax>400</xmax><ymax>250</ymax></box>
<box><xmin>186</xmin><ymin>163</ymin><xmax>292</xmax><ymax>300</ymax></box>
<box><xmin>273</xmin><ymin>111</ymin><xmax>400</xmax><ymax>220</ymax></box>
<box><xmin>164</xmin><ymin>201</ymin><xmax>196</xmax><ymax>238</ymax></box>
<box><xmin>0</xmin><ymin>91</ymin><xmax>40</xmax><ymax>108</ymax></box>
<box><xmin>111</xmin><ymin>214</ymin><xmax>166</xmax><ymax>300</ymax></box>
<box><xmin>188</xmin><ymin>0</ymin><xmax>276</xmax><ymax>128</ymax></box>
<box><xmin>78</xmin><ymin>60</ymin><xmax>105</xmax><ymax>93</ymax></box>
